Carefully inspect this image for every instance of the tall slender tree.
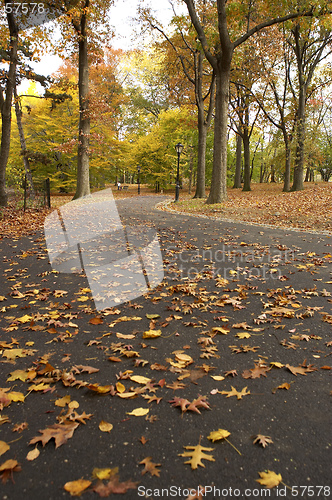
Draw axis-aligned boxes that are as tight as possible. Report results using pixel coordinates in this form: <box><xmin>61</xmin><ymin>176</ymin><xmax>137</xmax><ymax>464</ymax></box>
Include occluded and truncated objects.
<box><xmin>183</xmin><ymin>0</ymin><xmax>331</xmax><ymax>203</ymax></box>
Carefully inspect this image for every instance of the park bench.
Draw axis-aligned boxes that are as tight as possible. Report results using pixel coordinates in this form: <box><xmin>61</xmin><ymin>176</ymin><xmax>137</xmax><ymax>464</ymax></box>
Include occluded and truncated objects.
<box><xmin>122</xmin><ymin>185</ymin><xmax>129</xmax><ymax>190</ymax></box>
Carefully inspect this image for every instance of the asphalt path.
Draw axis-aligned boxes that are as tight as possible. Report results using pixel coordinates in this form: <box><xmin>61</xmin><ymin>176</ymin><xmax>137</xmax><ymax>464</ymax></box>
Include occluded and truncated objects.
<box><xmin>0</xmin><ymin>195</ymin><xmax>331</xmax><ymax>500</ymax></box>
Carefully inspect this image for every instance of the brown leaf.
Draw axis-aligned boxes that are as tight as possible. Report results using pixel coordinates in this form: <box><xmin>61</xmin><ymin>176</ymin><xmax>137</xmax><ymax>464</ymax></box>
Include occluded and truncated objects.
<box><xmin>0</xmin><ymin>459</ymin><xmax>21</xmax><ymax>484</ymax></box>
<box><xmin>89</xmin><ymin>317</ymin><xmax>104</xmax><ymax>325</ymax></box>
<box><xmin>92</xmin><ymin>474</ymin><xmax>138</xmax><ymax>496</ymax></box>
<box><xmin>253</xmin><ymin>434</ymin><xmax>273</xmax><ymax>448</ymax></box>
<box><xmin>140</xmin><ymin>456</ymin><xmax>161</xmax><ymax>477</ymax></box>
<box><xmin>29</xmin><ymin>422</ymin><xmax>79</xmax><ymax>449</ymax></box>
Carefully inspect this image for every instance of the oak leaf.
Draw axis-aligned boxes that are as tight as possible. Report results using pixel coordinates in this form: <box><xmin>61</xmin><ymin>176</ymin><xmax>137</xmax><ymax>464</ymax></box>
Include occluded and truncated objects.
<box><xmin>140</xmin><ymin>456</ymin><xmax>161</xmax><ymax>477</ymax></box>
<box><xmin>29</xmin><ymin>422</ymin><xmax>79</xmax><ymax>448</ymax></box>
<box><xmin>219</xmin><ymin>386</ymin><xmax>250</xmax><ymax>400</ymax></box>
<box><xmin>179</xmin><ymin>444</ymin><xmax>215</xmax><ymax>469</ymax></box>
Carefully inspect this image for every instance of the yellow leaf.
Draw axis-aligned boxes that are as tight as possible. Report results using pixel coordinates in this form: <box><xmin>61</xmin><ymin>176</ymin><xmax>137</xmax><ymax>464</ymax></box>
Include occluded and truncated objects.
<box><xmin>207</xmin><ymin>429</ymin><xmax>231</xmax><ymax>442</ymax></box>
<box><xmin>117</xmin><ymin>392</ymin><xmax>138</xmax><ymax>399</ymax></box>
<box><xmin>8</xmin><ymin>391</ymin><xmax>25</xmax><ymax>402</ymax></box>
<box><xmin>0</xmin><ymin>459</ymin><xmax>19</xmax><ymax>472</ymax></box>
<box><xmin>212</xmin><ymin>327</ymin><xmax>229</xmax><ymax>335</ymax></box>
<box><xmin>7</xmin><ymin>370</ymin><xmax>28</xmax><ymax>382</ymax></box>
<box><xmin>270</xmin><ymin>362</ymin><xmax>284</xmax><ymax>369</ymax></box>
<box><xmin>26</xmin><ymin>447</ymin><xmax>40</xmax><ymax>461</ymax></box>
<box><xmin>126</xmin><ymin>408</ymin><xmax>149</xmax><ymax>417</ymax></box>
<box><xmin>99</xmin><ymin>421</ymin><xmax>113</xmax><ymax>433</ymax></box>
<box><xmin>175</xmin><ymin>353</ymin><xmax>193</xmax><ymax>364</ymax></box>
<box><xmin>29</xmin><ymin>383</ymin><xmax>50</xmax><ymax>392</ymax></box>
<box><xmin>68</xmin><ymin>401</ymin><xmax>79</xmax><ymax>409</ymax></box>
<box><xmin>143</xmin><ymin>329</ymin><xmax>162</xmax><ymax>339</ymax></box>
<box><xmin>92</xmin><ymin>467</ymin><xmax>118</xmax><ymax>480</ymax></box>
<box><xmin>55</xmin><ymin>395</ymin><xmax>71</xmax><ymax>407</ymax></box>
<box><xmin>0</xmin><ymin>441</ymin><xmax>10</xmax><ymax>457</ymax></box>
<box><xmin>236</xmin><ymin>332</ymin><xmax>251</xmax><ymax>339</ymax></box>
<box><xmin>210</xmin><ymin>375</ymin><xmax>225</xmax><ymax>381</ymax></box>
<box><xmin>2</xmin><ymin>349</ymin><xmax>26</xmax><ymax>360</ymax></box>
<box><xmin>130</xmin><ymin>375</ymin><xmax>151</xmax><ymax>385</ymax></box>
<box><xmin>256</xmin><ymin>470</ymin><xmax>282</xmax><ymax>489</ymax></box>
<box><xmin>64</xmin><ymin>479</ymin><xmax>92</xmax><ymax>496</ymax></box>
<box><xmin>179</xmin><ymin>444</ymin><xmax>215</xmax><ymax>469</ymax></box>
<box><xmin>0</xmin><ymin>296</ymin><xmax>6</xmax><ymax>301</ymax></box>
<box><xmin>17</xmin><ymin>314</ymin><xmax>32</xmax><ymax>323</ymax></box>
<box><xmin>76</xmin><ymin>296</ymin><xmax>89</xmax><ymax>302</ymax></box>
<box><xmin>116</xmin><ymin>382</ymin><xmax>126</xmax><ymax>393</ymax></box>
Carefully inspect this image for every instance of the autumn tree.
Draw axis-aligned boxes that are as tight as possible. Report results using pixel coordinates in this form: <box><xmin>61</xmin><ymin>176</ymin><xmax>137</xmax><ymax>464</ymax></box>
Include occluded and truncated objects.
<box><xmin>182</xmin><ymin>0</ymin><xmax>332</xmax><ymax>204</ymax></box>
<box><xmin>0</xmin><ymin>8</ymin><xmax>19</xmax><ymax>206</ymax></box>
<box><xmin>138</xmin><ymin>7</ymin><xmax>215</xmax><ymax>198</ymax></box>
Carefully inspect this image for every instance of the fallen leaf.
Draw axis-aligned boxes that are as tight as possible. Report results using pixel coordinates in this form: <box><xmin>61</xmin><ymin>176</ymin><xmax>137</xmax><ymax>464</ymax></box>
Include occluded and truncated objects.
<box><xmin>256</xmin><ymin>470</ymin><xmax>282</xmax><ymax>489</ymax></box>
<box><xmin>253</xmin><ymin>434</ymin><xmax>273</xmax><ymax>448</ymax></box>
<box><xmin>99</xmin><ymin>421</ymin><xmax>113</xmax><ymax>433</ymax></box>
<box><xmin>26</xmin><ymin>447</ymin><xmax>40</xmax><ymax>461</ymax></box>
<box><xmin>179</xmin><ymin>444</ymin><xmax>215</xmax><ymax>469</ymax></box>
<box><xmin>64</xmin><ymin>479</ymin><xmax>92</xmax><ymax>496</ymax></box>
<box><xmin>0</xmin><ymin>441</ymin><xmax>9</xmax><ymax>457</ymax></box>
<box><xmin>140</xmin><ymin>456</ymin><xmax>161</xmax><ymax>476</ymax></box>
<box><xmin>143</xmin><ymin>329</ymin><xmax>162</xmax><ymax>339</ymax></box>
<box><xmin>219</xmin><ymin>386</ymin><xmax>250</xmax><ymax>400</ymax></box>
<box><xmin>126</xmin><ymin>408</ymin><xmax>149</xmax><ymax>417</ymax></box>
<box><xmin>207</xmin><ymin>429</ymin><xmax>231</xmax><ymax>442</ymax></box>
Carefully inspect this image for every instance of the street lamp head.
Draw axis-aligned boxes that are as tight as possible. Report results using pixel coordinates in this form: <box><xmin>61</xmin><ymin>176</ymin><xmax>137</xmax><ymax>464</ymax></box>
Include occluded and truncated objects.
<box><xmin>175</xmin><ymin>143</ymin><xmax>184</xmax><ymax>155</ymax></box>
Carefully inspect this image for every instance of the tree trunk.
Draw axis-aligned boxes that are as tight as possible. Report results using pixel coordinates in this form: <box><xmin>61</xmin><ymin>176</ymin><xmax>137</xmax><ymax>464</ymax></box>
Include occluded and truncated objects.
<box><xmin>291</xmin><ymin>85</ymin><xmax>305</xmax><ymax>191</ymax></box>
<box><xmin>194</xmin><ymin>119</ymin><xmax>207</xmax><ymax>198</ymax></box>
<box><xmin>206</xmin><ymin>59</ymin><xmax>231</xmax><ymax>204</ymax></box>
<box><xmin>282</xmin><ymin>131</ymin><xmax>291</xmax><ymax>192</ymax></box>
<box><xmin>188</xmin><ymin>147</ymin><xmax>194</xmax><ymax>195</ymax></box>
<box><xmin>14</xmin><ymin>86</ymin><xmax>35</xmax><ymax>198</ymax></box>
<box><xmin>0</xmin><ymin>14</ymin><xmax>19</xmax><ymax>206</ymax></box>
<box><xmin>233</xmin><ymin>131</ymin><xmax>242</xmax><ymax>188</ymax></box>
<box><xmin>73</xmin><ymin>2</ymin><xmax>90</xmax><ymax>200</ymax></box>
<box><xmin>242</xmin><ymin>126</ymin><xmax>251</xmax><ymax>191</ymax></box>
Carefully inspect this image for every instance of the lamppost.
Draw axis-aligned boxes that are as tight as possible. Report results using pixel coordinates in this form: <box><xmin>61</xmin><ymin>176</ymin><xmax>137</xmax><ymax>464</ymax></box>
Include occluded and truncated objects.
<box><xmin>175</xmin><ymin>142</ymin><xmax>184</xmax><ymax>202</ymax></box>
<box><xmin>137</xmin><ymin>166</ymin><xmax>141</xmax><ymax>195</ymax></box>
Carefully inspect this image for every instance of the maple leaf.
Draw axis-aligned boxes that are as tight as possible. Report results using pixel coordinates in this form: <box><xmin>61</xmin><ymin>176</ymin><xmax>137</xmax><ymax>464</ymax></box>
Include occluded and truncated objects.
<box><xmin>179</xmin><ymin>444</ymin><xmax>215</xmax><ymax>469</ymax></box>
<box><xmin>256</xmin><ymin>470</ymin><xmax>282</xmax><ymax>489</ymax></box>
<box><xmin>29</xmin><ymin>422</ymin><xmax>79</xmax><ymax>449</ymax></box>
<box><xmin>253</xmin><ymin>434</ymin><xmax>274</xmax><ymax>448</ymax></box>
<box><xmin>140</xmin><ymin>456</ymin><xmax>161</xmax><ymax>476</ymax></box>
<box><xmin>207</xmin><ymin>429</ymin><xmax>230</xmax><ymax>442</ymax></box>
<box><xmin>219</xmin><ymin>386</ymin><xmax>250</xmax><ymax>400</ymax></box>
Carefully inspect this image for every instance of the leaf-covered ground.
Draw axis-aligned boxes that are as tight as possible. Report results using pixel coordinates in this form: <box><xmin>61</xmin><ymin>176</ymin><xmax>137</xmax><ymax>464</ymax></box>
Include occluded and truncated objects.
<box><xmin>0</xmin><ymin>194</ymin><xmax>331</xmax><ymax>499</ymax></box>
<box><xmin>166</xmin><ymin>182</ymin><xmax>332</xmax><ymax>234</ymax></box>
